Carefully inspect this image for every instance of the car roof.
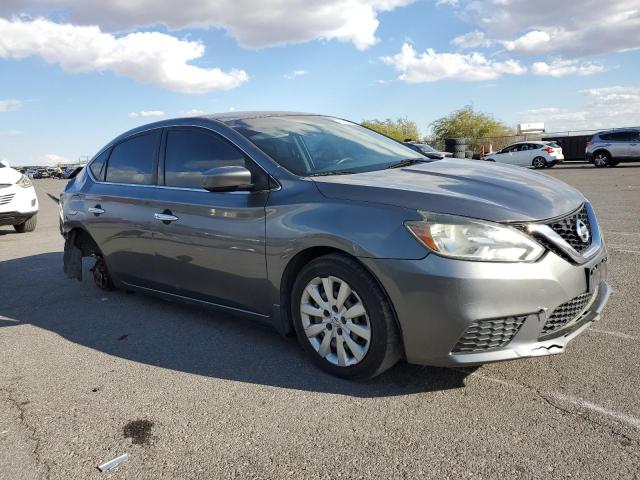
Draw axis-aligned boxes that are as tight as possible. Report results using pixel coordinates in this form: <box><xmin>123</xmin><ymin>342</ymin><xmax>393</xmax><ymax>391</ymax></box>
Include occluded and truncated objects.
<box><xmin>199</xmin><ymin>111</ymin><xmax>319</xmax><ymax>123</ymax></box>
<box><xmin>595</xmin><ymin>128</ymin><xmax>639</xmax><ymax>135</ymax></box>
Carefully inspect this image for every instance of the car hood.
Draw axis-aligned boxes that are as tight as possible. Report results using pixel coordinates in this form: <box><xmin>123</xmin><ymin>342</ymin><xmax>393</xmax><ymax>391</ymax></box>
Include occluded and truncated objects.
<box><xmin>312</xmin><ymin>159</ymin><xmax>584</xmax><ymax>222</ymax></box>
<box><xmin>0</xmin><ymin>166</ymin><xmax>21</xmax><ymax>185</ymax></box>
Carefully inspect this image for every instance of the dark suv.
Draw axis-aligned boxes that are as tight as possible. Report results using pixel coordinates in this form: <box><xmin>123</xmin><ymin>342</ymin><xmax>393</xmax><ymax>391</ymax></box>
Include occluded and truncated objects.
<box><xmin>586</xmin><ymin>128</ymin><xmax>640</xmax><ymax>167</ymax></box>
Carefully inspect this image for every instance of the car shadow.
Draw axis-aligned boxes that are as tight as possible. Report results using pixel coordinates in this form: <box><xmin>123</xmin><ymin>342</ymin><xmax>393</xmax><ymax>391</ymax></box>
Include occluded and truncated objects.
<box><xmin>0</xmin><ymin>252</ymin><xmax>474</xmax><ymax>397</ymax></box>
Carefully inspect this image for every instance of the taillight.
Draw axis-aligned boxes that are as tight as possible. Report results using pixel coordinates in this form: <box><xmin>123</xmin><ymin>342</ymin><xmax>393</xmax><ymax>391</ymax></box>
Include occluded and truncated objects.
<box><xmin>544</xmin><ymin>146</ymin><xmax>554</xmax><ymax>154</ymax></box>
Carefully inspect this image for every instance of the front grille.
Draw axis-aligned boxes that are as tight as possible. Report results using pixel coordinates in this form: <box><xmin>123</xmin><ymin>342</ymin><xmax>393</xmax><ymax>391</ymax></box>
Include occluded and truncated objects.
<box><xmin>541</xmin><ymin>290</ymin><xmax>596</xmax><ymax>335</ymax></box>
<box><xmin>546</xmin><ymin>206</ymin><xmax>591</xmax><ymax>253</ymax></box>
<box><xmin>452</xmin><ymin>316</ymin><xmax>526</xmax><ymax>353</ymax></box>
<box><xmin>0</xmin><ymin>193</ymin><xmax>15</xmax><ymax>205</ymax></box>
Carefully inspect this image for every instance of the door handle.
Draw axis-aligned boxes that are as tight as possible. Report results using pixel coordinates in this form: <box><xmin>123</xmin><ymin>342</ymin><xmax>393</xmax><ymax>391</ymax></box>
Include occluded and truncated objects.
<box><xmin>88</xmin><ymin>205</ymin><xmax>105</xmax><ymax>215</ymax></box>
<box><xmin>154</xmin><ymin>212</ymin><xmax>179</xmax><ymax>223</ymax></box>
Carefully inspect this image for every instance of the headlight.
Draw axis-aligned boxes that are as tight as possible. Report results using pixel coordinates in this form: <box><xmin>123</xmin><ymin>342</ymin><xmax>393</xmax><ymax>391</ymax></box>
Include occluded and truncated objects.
<box><xmin>16</xmin><ymin>174</ymin><xmax>33</xmax><ymax>188</ymax></box>
<box><xmin>405</xmin><ymin>211</ymin><xmax>544</xmax><ymax>262</ymax></box>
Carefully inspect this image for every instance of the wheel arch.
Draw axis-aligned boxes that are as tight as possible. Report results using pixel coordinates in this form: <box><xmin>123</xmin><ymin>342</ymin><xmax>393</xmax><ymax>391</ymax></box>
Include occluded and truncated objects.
<box><xmin>277</xmin><ymin>247</ymin><xmax>404</xmax><ymax>358</ymax></box>
<box><xmin>592</xmin><ymin>148</ymin><xmax>612</xmax><ymax>159</ymax></box>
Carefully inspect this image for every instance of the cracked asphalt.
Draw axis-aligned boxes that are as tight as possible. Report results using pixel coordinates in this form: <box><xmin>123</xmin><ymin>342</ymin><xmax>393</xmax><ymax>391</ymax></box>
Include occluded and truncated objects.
<box><xmin>1</xmin><ymin>164</ymin><xmax>639</xmax><ymax>479</ymax></box>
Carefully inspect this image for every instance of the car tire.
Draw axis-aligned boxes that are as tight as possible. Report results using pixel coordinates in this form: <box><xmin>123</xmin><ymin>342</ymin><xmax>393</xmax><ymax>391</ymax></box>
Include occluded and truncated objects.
<box><xmin>13</xmin><ymin>214</ymin><xmax>37</xmax><ymax>233</ymax></box>
<box><xmin>291</xmin><ymin>254</ymin><xmax>401</xmax><ymax>379</ymax></box>
<box><xmin>593</xmin><ymin>151</ymin><xmax>611</xmax><ymax>168</ymax></box>
<box><xmin>532</xmin><ymin>157</ymin><xmax>546</xmax><ymax>169</ymax></box>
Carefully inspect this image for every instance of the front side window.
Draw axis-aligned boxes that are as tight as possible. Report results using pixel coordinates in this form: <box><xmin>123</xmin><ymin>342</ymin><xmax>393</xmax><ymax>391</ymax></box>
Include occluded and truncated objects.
<box><xmin>105</xmin><ymin>131</ymin><xmax>160</xmax><ymax>185</ymax></box>
<box><xmin>231</xmin><ymin>116</ymin><xmax>424</xmax><ymax>176</ymax></box>
<box><xmin>164</xmin><ymin>128</ymin><xmax>247</xmax><ymax>188</ymax></box>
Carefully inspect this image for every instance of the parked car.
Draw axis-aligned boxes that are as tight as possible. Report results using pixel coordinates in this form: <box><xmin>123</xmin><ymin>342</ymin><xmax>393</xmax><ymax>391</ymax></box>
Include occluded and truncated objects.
<box><xmin>61</xmin><ymin>166</ymin><xmax>80</xmax><ymax>179</ymax></box>
<box><xmin>38</xmin><ymin>169</ymin><xmax>51</xmax><ymax>178</ymax></box>
<box><xmin>60</xmin><ymin>112</ymin><xmax>609</xmax><ymax>379</ymax></box>
<box><xmin>586</xmin><ymin>128</ymin><xmax>640</xmax><ymax>167</ymax></box>
<box><xmin>403</xmin><ymin>142</ymin><xmax>452</xmax><ymax>160</ymax></box>
<box><xmin>484</xmin><ymin>141</ymin><xmax>564</xmax><ymax>168</ymax></box>
<box><xmin>0</xmin><ymin>160</ymin><xmax>39</xmax><ymax>232</ymax></box>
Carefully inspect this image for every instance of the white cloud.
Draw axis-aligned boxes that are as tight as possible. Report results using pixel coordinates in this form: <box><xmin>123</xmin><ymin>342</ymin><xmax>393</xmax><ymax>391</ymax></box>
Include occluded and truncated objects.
<box><xmin>382</xmin><ymin>43</ymin><xmax>526</xmax><ymax>83</ymax></box>
<box><xmin>0</xmin><ymin>0</ymin><xmax>416</xmax><ymax>50</ymax></box>
<box><xmin>451</xmin><ymin>31</ymin><xmax>492</xmax><ymax>49</ymax></box>
<box><xmin>531</xmin><ymin>58</ymin><xmax>605</xmax><ymax>77</ymax></box>
<box><xmin>182</xmin><ymin>109</ymin><xmax>205</xmax><ymax>116</ymax></box>
<box><xmin>523</xmin><ymin>85</ymin><xmax>640</xmax><ymax>131</ymax></box>
<box><xmin>284</xmin><ymin>69</ymin><xmax>308</xmax><ymax>80</ymax></box>
<box><xmin>39</xmin><ymin>154</ymin><xmax>70</xmax><ymax>166</ymax></box>
<box><xmin>502</xmin><ymin>30</ymin><xmax>551</xmax><ymax>53</ymax></box>
<box><xmin>0</xmin><ymin>18</ymin><xmax>248</xmax><ymax>94</ymax></box>
<box><xmin>524</xmin><ymin>107</ymin><xmax>588</xmax><ymax>123</ymax></box>
<box><xmin>0</xmin><ymin>99</ymin><xmax>22</xmax><ymax>112</ymax></box>
<box><xmin>129</xmin><ymin>110</ymin><xmax>165</xmax><ymax>118</ymax></box>
<box><xmin>442</xmin><ymin>0</ymin><xmax>640</xmax><ymax>57</ymax></box>
<box><xmin>228</xmin><ymin>106</ymin><xmax>236</xmax><ymax>112</ymax></box>
<box><xmin>0</xmin><ymin>129</ymin><xmax>24</xmax><ymax>137</ymax></box>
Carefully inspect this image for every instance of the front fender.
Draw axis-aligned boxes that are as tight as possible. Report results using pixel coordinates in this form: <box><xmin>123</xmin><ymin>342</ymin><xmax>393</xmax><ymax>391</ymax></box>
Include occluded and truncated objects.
<box><xmin>264</xmin><ymin>178</ymin><xmax>428</xmax><ymax>307</ymax></box>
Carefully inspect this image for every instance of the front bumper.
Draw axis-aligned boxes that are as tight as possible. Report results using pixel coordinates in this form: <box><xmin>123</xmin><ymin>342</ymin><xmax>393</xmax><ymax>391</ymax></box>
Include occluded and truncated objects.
<box><xmin>361</xmin><ymin>244</ymin><xmax>609</xmax><ymax>367</ymax></box>
<box><xmin>0</xmin><ymin>185</ymin><xmax>38</xmax><ymax>225</ymax></box>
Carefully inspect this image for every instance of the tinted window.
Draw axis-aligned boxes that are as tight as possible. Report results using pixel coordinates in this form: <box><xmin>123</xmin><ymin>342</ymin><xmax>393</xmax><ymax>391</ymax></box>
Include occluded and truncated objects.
<box><xmin>164</xmin><ymin>128</ymin><xmax>246</xmax><ymax>188</ymax></box>
<box><xmin>105</xmin><ymin>131</ymin><xmax>160</xmax><ymax>185</ymax></box>
<box><xmin>604</xmin><ymin>131</ymin><xmax>636</xmax><ymax>141</ymax></box>
<box><xmin>89</xmin><ymin>149</ymin><xmax>109</xmax><ymax>181</ymax></box>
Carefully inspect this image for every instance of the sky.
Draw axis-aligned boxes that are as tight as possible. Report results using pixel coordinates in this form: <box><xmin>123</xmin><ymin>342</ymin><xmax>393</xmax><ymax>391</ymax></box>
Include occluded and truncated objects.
<box><xmin>0</xmin><ymin>0</ymin><xmax>639</xmax><ymax>166</ymax></box>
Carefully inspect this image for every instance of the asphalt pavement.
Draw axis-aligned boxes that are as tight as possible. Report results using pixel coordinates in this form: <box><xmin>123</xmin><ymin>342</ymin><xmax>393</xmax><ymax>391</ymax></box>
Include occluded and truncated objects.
<box><xmin>1</xmin><ymin>163</ymin><xmax>639</xmax><ymax>479</ymax></box>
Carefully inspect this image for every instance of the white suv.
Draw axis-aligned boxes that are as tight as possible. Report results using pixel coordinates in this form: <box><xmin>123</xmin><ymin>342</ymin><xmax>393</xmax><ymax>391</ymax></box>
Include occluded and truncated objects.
<box><xmin>484</xmin><ymin>141</ymin><xmax>564</xmax><ymax>169</ymax></box>
<box><xmin>0</xmin><ymin>160</ymin><xmax>38</xmax><ymax>232</ymax></box>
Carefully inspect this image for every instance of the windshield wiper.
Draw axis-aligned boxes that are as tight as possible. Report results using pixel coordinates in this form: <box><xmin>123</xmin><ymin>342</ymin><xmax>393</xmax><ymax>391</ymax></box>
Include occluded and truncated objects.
<box><xmin>386</xmin><ymin>158</ymin><xmax>429</xmax><ymax>169</ymax></box>
<box><xmin>309</xmin><ymin>170</ymin><xmax>356</xmax><ymax>177</ymax></box>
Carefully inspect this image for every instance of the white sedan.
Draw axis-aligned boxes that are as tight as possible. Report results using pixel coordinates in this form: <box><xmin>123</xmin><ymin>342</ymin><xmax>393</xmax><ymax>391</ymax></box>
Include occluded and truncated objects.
<box><xmin>0</xmin><ymin>160</ymin><xmax>39</xmax><ymax>232</ymax></box>
<box><xmin>484</xmin><ymin>141</ymin><xmax>564</xmax><ymax>169</ymax></box>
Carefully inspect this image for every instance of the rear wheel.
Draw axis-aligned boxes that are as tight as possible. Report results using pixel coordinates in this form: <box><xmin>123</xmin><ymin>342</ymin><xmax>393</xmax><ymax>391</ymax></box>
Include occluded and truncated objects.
<box><xmin>593</xmin><ymin>151</ymin><xmax>611</xmax><ymax>168</ymax></box>
<box><xmin>291</xmin><ymin>254</ymin><xmax>401</xmax><ymax>379</ymax></box>
<box><xmin>13</xmin><ymin>214</ymin><xmax>37</xmax><ymax>233</ymax></box>
<box><xmin>532</xmin><ymin>157</ymin><xmax>546</xmax><ymax>169</ymax></box>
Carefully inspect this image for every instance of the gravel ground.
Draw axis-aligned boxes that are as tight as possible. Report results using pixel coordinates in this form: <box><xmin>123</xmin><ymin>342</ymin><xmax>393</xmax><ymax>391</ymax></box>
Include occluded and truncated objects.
<box><xmin>1</xmin><ymin>164</ymin><xmax>639</xmax><ymax>479</ymax></box>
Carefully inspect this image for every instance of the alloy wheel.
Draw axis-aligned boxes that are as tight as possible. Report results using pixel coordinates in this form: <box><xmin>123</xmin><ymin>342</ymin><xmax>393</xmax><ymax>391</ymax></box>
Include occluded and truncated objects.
<box><xmin>593</xmin><ymin>153</ymin><xmax>609</xmax><ymax>167</ymax></box>
<box><xmin>532</xmin><ymin>157</ymin><xmax>546</xmax><ymax>169</ymax></box>
<box><xmin>300</xmin><ymin>275</ymin><xmax>371</xmax><ymax>367</ymax></box>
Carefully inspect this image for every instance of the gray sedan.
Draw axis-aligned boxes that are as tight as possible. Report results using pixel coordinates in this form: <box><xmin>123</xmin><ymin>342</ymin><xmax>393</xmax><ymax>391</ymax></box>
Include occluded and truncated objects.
<box><xmin>60</xmin><ymin>112</ymin><xmax>610</xmax><ymax>379</ymax></box>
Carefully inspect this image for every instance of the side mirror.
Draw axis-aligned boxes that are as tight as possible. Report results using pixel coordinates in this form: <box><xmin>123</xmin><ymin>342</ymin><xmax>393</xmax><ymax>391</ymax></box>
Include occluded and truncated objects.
<box><xmin>202</xmin><ymin>166</ymin><xmax>253</xmax><ymax>192</ymax></box>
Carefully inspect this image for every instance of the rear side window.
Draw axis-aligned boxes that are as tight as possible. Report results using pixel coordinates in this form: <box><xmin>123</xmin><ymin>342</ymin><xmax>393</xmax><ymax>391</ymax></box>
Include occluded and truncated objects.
<box><xmin>164</xmin><ymin>128</ymin><xmax>246</xmax><ymax>188</ymax></box>
<box><xmin>89</xmin><ymin>149</ymin><xmax>110</xmax><ymax>181</ymax></box>
<box><xmin>105</xmin><ymin>131</ymin><xmax>160</xmax><ymax>185</ymax></box>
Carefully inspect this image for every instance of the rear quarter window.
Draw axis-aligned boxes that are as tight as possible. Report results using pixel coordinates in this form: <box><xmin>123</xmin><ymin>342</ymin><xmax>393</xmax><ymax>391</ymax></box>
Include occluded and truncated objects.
<box><xmin>105</xmin><ymin>131</ymin><xmax>161</xmax><ymax>185</ymax></box>
<box><xmin>89</xmin><ymin>149</ymin><xmax>110</xmax><ymax>181</ymax></box>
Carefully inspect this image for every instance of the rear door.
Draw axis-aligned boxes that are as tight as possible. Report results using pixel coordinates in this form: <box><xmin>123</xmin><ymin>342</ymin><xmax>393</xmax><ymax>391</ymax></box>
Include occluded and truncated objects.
<box><xmin>607</xmin><ymin>132</ymin><xmax>631</xmax><ymax>159</ymax></box>
<box><xmin>625</xmin><ymin>130</ymin><xmax>640</xmax><ymax>159</ymax></box>
<box><xmin>152</xmin><ymin>126</ymin><xmax>271</xmax><ymax>315</ymax></box>
<box><xmin>82</xmin><ymin>129</ymin><xmax>162</xmax><ymax>288</ymax></box>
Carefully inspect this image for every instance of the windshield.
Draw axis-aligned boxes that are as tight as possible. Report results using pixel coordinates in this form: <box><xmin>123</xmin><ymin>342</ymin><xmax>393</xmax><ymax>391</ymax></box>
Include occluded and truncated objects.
<box><xmin>416</xmin><ymin>144</ymin><xmax>437</xmax><ymax>154</ymax></box>
<box><xmin>230</xmin><ymin>115</ymin><xmax>424</xmax><ymax>176</ymax></box>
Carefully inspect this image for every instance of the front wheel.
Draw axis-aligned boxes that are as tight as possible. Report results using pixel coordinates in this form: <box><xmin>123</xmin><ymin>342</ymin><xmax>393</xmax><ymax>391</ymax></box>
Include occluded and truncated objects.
<box><xmin>532</xmin><ymin>157</ymin><xmax>546</xmax><ymax>169</ymax></box>
<box><xmin>291</xmin><ymin>254</ymin><xmax>401</xmax><ymax>379</ymax></box>
<box><xmin>13</xmin><ymin>214</ymin><xmax>37</xmax><ymax>233</ymax></box>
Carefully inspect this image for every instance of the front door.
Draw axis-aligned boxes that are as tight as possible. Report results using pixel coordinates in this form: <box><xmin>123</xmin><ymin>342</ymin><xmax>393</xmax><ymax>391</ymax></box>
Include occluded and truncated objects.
<box><xmin>152</xmin><ymin>127</ymin><xmax>271</xmax><ymax>315</ymax></box>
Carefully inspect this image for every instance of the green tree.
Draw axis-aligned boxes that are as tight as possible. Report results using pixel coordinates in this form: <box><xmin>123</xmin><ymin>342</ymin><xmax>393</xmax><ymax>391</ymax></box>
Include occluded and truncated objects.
<box><xmin>430</xmin><ymin>105</ymin><xmax>513</xmax><ymax>149</ymax></box>
<box><xmin>361</xmin><ymin>117</ymin><xmax>420</xmax><ymax>142</ymax></box>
